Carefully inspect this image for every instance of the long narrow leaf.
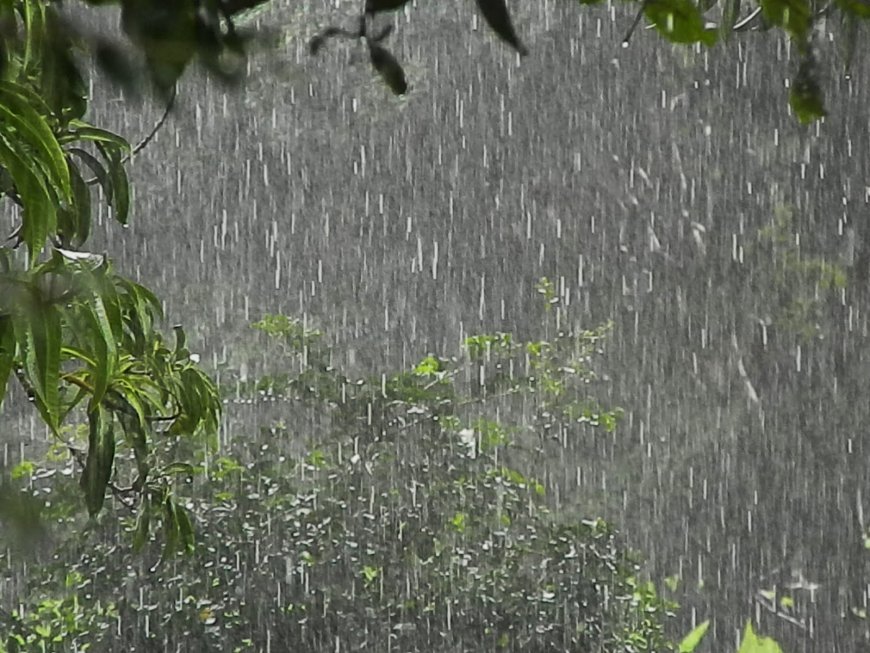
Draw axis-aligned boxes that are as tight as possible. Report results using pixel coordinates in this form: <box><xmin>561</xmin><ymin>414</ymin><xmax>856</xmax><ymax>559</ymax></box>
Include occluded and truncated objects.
<box><xmin>21</xmin><ymin>0</ymin><xmax>46</xmax><ymax>76</ymax></box>
<box><xmin>474</xmin><ymin>0</ymin><xmax>529</xmax><ymax>55</ymax></box>
<box><xmin>23</xmin><ymin>302</ymin><xmax>61</xmax><ymax>432</ymax></box>
<box><xmin>95</xmin><ymin>140</ymin><xmax>130</xmax><ymax>224</ymax></box>
<box><xmin>67</xmin><ymin>147</ymin><xmax>112</xmax><ymax>204</ymax></box>
<box><xmin>62</xmin><ymin>121</ymin><xmax>132</xmax><ymax>152</ymax></box>
<box><xmin>0</xmin><ymin>316</ymin><xmax>15</xmax><ymax>406</ymax></box>
<box><xmin>61</xmin><ymin>161</ymin><xmax>91</xmax><ymax>247</ymax></box>
<box><xmin>132</xmin><ymin>501</ymin><xmax>151</xmax><ymax>551</ymax></box>
<box><xmin>80</xmin><ymin>407</ymin><xmax>116</xmax><ymax>517</ymax></box>
<box><xmin>0</xmin><ymin>80</ymin><xmax>71</xmax><ymax>199</ymax></box>
<box><xmin>85</xmin><ymin>291</ymin><xmax>118</xmax><ymax>408</ymax></box>
<box><xmin>0</xmin><ymin>136</ymin><xmax>56</xmax><ymax>258</ymax></box>
<box><xmin>174</xmin><ymin>502</ymin><xmax>195</xmax><ymax>553</ymax></box>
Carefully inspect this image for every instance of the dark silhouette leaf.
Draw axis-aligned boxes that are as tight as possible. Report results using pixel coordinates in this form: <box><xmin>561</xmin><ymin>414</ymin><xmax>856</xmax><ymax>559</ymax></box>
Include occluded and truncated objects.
<box><xmin>365</xmin><ymin>0</ymin><xmax>413</xmax><ymax>14</ymax></box>
<box><xmin>57</xmin><ymin>162</ymin><xmax>91</xmax><ymax>248</ymax></box>
<box><xmin>474</xmin><ymin>0</ymin><xmax>529</xmax><ymax>55</ymax></box>
<box><xmin>789</xmin><ymin>55</ymin><xmax>826</xmax><ymax>124</ymax></box>
<box><xmin>371</xmin><ymin>23</ymin><xmax>394</xmax><ymax>43</ymax></box>
<box><xmin>368</xmin><ymin>42</ymin><xmax>408</xmax><ymax>95</ymax></box>
<box><xmin>0</xmin><ymin>317</ymin><xmax>13</xmax><ymax>403</ymax></box>
<box><xmin>95</xmin><ymin>39</ymin><xmax>139</xmax><ymax>93</ymax></box>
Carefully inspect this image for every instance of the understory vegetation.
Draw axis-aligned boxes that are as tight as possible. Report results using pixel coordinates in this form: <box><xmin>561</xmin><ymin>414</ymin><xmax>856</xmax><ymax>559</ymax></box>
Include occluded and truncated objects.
<box><xmin>1</xmin><ymin>284</ymin><xmax>677</xmax><ymax>652</ymax></box>
<box><xmin>1</xmin><ymin>282</ymin><xmax>784</xmax><ymax>652</ymax></box>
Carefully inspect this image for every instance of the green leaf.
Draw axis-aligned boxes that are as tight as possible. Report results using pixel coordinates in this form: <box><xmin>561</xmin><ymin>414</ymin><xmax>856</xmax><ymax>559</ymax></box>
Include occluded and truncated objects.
<box><xmin>758</xmin><ymin>0</ymin><xmax>811</xmax><ymax>39</ymax></box>
<box><xmin>0</xmin><ymin>316</ymin><xmax>14</xmax><ymax>406</ymax></box>
<box><xmin>160</xmin><ymin>462</ymin><xmax>196</xmax><ymax>476</ymax></box>
<box><xmin>0</xmin><ymin>136</ymin><xmax>56</xmax><ymax>259</ymax></box>
<box><xmin>172</xmin><ymin>324</ymin><xmax>188</xmax><ymax>357</ymax></box>
<box><xmin>21</xmin><ymin>302</ymin><xmax>61</xmax><ymax>432</ymax></box>
<box><xmin>132</xmin><ymin>502</ymin><xmax>151</xmax><ymax>552</ymax></box>
<box><xmin>61</xmin><ymin>122</ymin><xmax>132</xmax><ymax>152</ymax></box>
<box><xmin>174</xmin><ymin>503</ymin><xmax>195</xmax><ymax>554</ymax></box>
<box><xmin>85</xmin><ymin>291</ymin><xmax>118</xmax><ymax>408</ymax></box>
<box><xmin>162</xmin><ymin>498</ymin><xmax>180</xmax><ymax>559</ymax></box>
<box><xmin>67</xmin><ymin>147</ymin><xmax>112</xmax><ymax>203</ymax></box>
<box><xmin>679</xmin><ymin>620</ymin><xmax>710</xmax><ymax>652</ymax></box>
<box><xmin>413</xmin><ymin>355</ymin><xmax>441</xmax><ymax>376</ymax></box>
<box><xmin>161</xmin><ymin>497</ymin><xmax>195</xmax><ymax>558</ymax></box>
<box><xmin>21</xmin><ymin>0</ymin><xmax>47</xmax><ymax>76</ymax></box>
<box><xmin>80</xmin><ymin>407</ymin><xmax>116</xmax><ymax>517</ymax></box>
<box><xmin>737</xmin><ymin>621</ymin><xmax>784</xmax><ymax>653</ymax></box>
<box><xmin>58</xmin><ymin>161</ymin><xmax>91</xmax><ymax>247</ymax></box>
<box><xmin>789</xmin><ymin>56</ymin><xmax>826</xmax><ymax>124</ymax></box>
<box><xmin>95</xmin><ymin>140</ymin><xmax>130</xmax><ymax>224</ymax></box>
<box><xmin>0</xmin><ymin>81</ymin><xmax>71</xmax><ymax>199</ymax></box>
<box><xmin>644</xmin><ymin>0</ymin><xmax>719</xmax><ymax>45</ymax></box>
<box><xmin>836</xmin><ymin>0</ymin><xmax>870</xmax><ymax>18</ymax></box>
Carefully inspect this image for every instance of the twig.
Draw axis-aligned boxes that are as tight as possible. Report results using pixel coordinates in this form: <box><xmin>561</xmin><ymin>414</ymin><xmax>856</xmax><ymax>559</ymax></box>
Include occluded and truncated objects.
<box><xmin>754</xmin><ymin>592</ymin><xmax>808</xmax><ymax>630</ymax></box>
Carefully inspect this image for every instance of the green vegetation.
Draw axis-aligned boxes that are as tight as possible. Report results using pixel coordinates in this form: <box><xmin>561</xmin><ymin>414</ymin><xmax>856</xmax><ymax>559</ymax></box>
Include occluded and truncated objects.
<box><xmin>2</xmin><ymin>296</ymin><xmax>784</xmax><ymax>651</ymax></box>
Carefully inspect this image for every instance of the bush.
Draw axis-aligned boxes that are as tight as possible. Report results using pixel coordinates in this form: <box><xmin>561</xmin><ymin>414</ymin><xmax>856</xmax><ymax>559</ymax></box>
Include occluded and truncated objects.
<box><xmin>1</xmin><ymin>281</ymin><xmax>674</xmax><ymax>652</ymax></box>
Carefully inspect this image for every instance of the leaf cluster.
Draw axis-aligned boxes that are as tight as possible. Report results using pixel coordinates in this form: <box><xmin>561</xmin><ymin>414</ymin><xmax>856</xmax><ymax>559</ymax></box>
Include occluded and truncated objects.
<box><xmin>1</xmin><ymin>0</ymin><xmax>221</xmax><ymax>549</ymax></box>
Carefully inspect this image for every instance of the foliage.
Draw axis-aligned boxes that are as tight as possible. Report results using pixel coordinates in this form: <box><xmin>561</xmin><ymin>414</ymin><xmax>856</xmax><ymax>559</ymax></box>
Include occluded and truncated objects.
<box><xmin>0</xmin><ymin>571</ymin><xmax>118</xmax><ymax>653</ymax></box>
<box><xmin>2</xmin><ymin>296</ymin><xmax>679</xmax><ymax>652</ymax></box>
<box><xmin>311</xmin><ymin>0</ymin><xmax>865</xmax><ymax>122</ymax></box>
<box><xmin>0</xmin><ymin>0</ymin><xmax>224</xmax><ymax>550</ymax></box>
<box><xmin>677</xmin><ymin>619</ymin><xmax>784</xmax><ymax>653</ymax></box>
<box><xmin>751</xmin><ymin>204</ymin><xmax>847</xmax><ymax>341</ymax></box>
<box><xmin>0</xmin><ymin>0</ymin><xmax>863</xmax><ymax>552</ymax></box>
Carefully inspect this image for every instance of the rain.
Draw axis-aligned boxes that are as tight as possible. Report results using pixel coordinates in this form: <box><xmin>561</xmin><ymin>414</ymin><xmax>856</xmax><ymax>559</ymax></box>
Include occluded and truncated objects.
<box><xmin>2</xmin><ymin>0</ymin><xmax>869</xmax><ymax>651</ymax></box>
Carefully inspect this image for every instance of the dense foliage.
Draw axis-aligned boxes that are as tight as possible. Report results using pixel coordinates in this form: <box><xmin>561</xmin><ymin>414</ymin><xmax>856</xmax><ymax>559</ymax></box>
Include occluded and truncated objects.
<box><xmin>2</xmin><ymin>301</ymin><xmax>680</xmax><ymax>652</ymax></box>
<box><xmin>1</xmin><ymin>0</ymin><xmax>865</xmax><ymax>553</ymax></box>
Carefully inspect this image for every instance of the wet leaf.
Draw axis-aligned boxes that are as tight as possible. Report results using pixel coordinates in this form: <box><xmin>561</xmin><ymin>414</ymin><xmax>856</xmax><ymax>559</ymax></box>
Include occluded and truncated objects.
<box><xmin>368</xmin><ymin>42</ymin><xmax>408</xmax><ymax>95</ymax></box>
<box><xmin>0</xmin><ymin>136</ymin><xmax>56</xmax><ymax>259</ymax></box>
<box><xmin>20</xmin><ymin>302</ymin><xmax>61</xmax><ymax>432</ymax></box>
<box><xmin>789</xmin><ymin>56</ymin><xmax>825</xmax><ymax>124</ymax></box>
<box><xmin>679</xmin><ymin>620</ymin><xmax>710</xmax><ymax>652</ymax></box>
<box><xmin>474</xmin><ymin>0</ymin><xmax>529</xmax><ymax>55</ymax></box>
<box><xmin>758</xmin><ymin>0</ymin><xmax>811</xmax><ymax>39</ymax></box>
<box><xmin>737</xmin><ymin>621</ymin><xmax>784</xmax><ymax>653</ymax></box>
<box><xmin>365</xmin><ymin>0</ymin><xmax>413</xmax><ymax>14</ymax></box>
<box><xmin>0</xmin><ymin>317</ymin><xmax>14</xmax><ymax>405</ymax></box>
<box><xmin>132</xmin><ymin>502</ymin><xmax>151</xmax><ymax>552</ymax></box>
<box><xmin>80</xmin><ymin>407</ymin><xmax>116</xmax><ymax>517</ymax></box>
<box><xmin>57</xmin><ymin>162</ymin><xmax>91</xmax><ymax>247</ymax></box>
<box><xmin>836</xmin><ymin>0</ymin><xmax>870</xmax><ymax>17</ymax></box>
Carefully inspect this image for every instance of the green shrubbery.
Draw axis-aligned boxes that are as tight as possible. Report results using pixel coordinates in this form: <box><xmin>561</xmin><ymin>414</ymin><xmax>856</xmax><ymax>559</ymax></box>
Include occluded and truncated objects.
<box><xmin>2</xmin><ymin>281</ymin><xmax>794</xmax><ymax>652</ymax></box>
<box><xmin>2</xmin><ymin>284</ymin><xmax>677</xmax><ymax>652</ymax></box>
